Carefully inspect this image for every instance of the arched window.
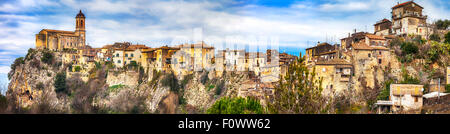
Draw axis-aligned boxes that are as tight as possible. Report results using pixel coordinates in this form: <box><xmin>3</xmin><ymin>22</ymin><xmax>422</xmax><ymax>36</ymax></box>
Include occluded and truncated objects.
<box><xmin>81</xmin><ymin>20</ymin><xmax>83</xmax><ymax>26</ymax></box>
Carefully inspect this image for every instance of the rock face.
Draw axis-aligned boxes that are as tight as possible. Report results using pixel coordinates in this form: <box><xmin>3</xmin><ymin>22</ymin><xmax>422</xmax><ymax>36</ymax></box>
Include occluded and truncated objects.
<box><xmin>7</xmin><ymin>49</ymin><xmax>69</xmax><ymax>111</ymax></box>
<box><xmin>5</xmin><ymin>49</ymin><xmax>250</xmax><ymax>114</ymax></box>
<box><xmin>106</xmin><ymin>71</ymin><xmax>139</xmax><ymax>87</ymax></box>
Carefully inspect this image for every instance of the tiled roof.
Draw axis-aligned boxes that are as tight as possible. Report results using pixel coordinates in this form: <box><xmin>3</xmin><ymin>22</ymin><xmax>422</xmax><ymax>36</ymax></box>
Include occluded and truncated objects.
<box><xmin>366</xmin><ymin>34</ymin><xmax>385</xmax><ymax>40</ymax></box>
<box><xmin>351</xmin><ymin>43</ymin><xmax>389</xmax><ymax>50</ymax></box>
<box><xmin>374</xmin><ymin>19</ymin><xmax>391</xmax><ymax>25</ymax></box>
<box><xmin>392</xmin><ymin>1</ymin><xmax>423</xmax><ymax>9</ymax></box>
<box><xmin>315</xmin><ymin>58</ymin><xmax>352</xmax><ymax>65</ymax></box>
<box><xmin>41</xmin><ymin>29</ymin><xmax>74</xmax><ymax>34</ymax></box>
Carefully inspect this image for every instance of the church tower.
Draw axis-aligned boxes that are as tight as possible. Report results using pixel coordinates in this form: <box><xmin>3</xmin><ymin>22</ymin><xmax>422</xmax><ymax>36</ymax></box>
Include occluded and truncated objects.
<box><xmin>75</xmin><ymin>10</ymin><xmax>86</xmax><ymax>47</ymax></box>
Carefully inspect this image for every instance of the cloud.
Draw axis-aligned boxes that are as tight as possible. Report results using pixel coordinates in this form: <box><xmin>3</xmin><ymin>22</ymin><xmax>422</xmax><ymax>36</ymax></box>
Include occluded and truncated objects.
<box><xmin>0</xmin><ymin>0</ymin><xmax>449</xmax><ymax>70</ymax></box>
<box><xmin>0</xmin><ymin>66</ymin><xmax>10</xmax><ymax>74</ymax></box>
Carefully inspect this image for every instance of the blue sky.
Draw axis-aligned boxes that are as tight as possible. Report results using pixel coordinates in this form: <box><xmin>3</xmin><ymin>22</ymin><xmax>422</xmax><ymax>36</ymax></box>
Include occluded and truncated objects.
<box><xmin>0</xmin><ymin>0</ymin><xmax>449</xmax><ymax>93</ymax></box>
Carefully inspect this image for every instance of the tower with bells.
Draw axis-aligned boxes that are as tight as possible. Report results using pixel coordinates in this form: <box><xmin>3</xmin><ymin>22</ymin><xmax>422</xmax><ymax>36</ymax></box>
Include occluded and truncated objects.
<box><xmin>75</xmin><ymin>10</ymin><xmax>86</xmax><ymax>47</ymax></box>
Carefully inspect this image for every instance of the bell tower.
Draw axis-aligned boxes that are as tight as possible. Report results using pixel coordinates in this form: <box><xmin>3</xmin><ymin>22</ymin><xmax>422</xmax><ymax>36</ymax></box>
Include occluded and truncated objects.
<box><xmin>75</xmin><ymin>10</ymin><xmax>86</xmax><ymax>47</ymax></box>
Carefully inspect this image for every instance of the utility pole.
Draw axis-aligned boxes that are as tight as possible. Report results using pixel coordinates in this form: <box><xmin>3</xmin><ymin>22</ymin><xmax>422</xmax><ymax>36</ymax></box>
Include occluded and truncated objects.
<box><xmin>438</xmin><ymin>78</ymin><xmax>440</xmax><ymax>102</ymax></box>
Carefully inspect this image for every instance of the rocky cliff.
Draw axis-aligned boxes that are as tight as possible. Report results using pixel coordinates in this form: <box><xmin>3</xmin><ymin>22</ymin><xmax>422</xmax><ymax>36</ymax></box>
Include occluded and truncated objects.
<box><xmin>6</xmin><ymin>49</ymin><xmax>245</xmax><ymax>113</ymax></box>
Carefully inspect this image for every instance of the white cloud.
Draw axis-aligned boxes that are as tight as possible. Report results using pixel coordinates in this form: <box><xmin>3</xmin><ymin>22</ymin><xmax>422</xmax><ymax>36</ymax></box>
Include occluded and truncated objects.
<box><xmin>0</xmin><ymin>66</ymin><xmax>10</xmax><ymax>74</ymax></box>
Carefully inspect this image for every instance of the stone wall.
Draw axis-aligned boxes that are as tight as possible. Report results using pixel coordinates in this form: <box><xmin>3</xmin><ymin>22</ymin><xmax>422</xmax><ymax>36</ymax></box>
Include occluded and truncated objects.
<box><xmin>106</xmin><ymin>70</ymin><xmax>139</xmax><ymax>87</ymax></box>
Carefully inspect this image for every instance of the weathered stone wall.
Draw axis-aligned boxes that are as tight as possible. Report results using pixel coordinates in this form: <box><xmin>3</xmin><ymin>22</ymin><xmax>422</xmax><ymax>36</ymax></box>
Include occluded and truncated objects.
<box><xmin>106</xmin><ymin>71</ymin><xmax>139</xmax><ymax>87</ymax></box>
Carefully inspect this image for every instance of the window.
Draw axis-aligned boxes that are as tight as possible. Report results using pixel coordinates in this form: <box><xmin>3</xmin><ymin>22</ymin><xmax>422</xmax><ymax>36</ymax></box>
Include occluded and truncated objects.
<box><xmin>379</xmin><ymin>51</ymin><xmax>382</xmax><ymax>55</ymax></box>
<box><xmin>131</xmin><ymin>54</ymin><xmax>134</xmax><ymax>57</ymax></box>
<box><xmin>414</xmin><ymin>97</ymin><xmax>418</xmax><ymax>102</ymax></box>
<box><xmin>118</xmin><ymin>60</ymin><xmax>121</xmax><ymax>63</ymax></box>
<box><xmin>330</xmin><ymin>85</ymin><xmax>333</xmax><ymax>89</ymax></box>
<box><xmin>125</xmin><ymin>54</ymin><xmax>128</xmax><ymax>57</ymax></box>
<box><xmin>116</xmin><ymin>54</ymin><xmax>119</xmax><ymax>57</ymax></box>
<box><xmin>124</xmin><ymin>61</ymin><xmax>127</xmax><ymax>65</ymax></box>
<box><xmin>378</xmin><ymin>59</ymin><xmax>382</xmax><ymax>64</ymax></box>
<box><xmin>368</xmin><ymin>53</ymin><xmax>371</xmax><ymax>57</ymax></box>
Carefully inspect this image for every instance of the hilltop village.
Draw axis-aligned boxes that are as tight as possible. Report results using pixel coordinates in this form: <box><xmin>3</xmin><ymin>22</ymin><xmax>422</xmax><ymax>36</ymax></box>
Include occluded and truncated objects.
<box><xmin>3</xmin><ymin>1</ymin><xmax>450</xmax><ymax>114</ymax></box>
<box><xmin>305</xmin><ymin>1</ymin><xmax>450</xmax><ymax>113</ymax></box>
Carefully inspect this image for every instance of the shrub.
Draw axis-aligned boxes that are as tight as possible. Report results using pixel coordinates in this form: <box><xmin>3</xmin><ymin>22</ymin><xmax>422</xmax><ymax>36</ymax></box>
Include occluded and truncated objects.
<box><xmin>41</xmin><ymin>51</ymin><xmax>53</xmax><ymax>64</ymax></box>
<box><xmin>446</xmin><ymin>85</ymin><xmax>450</xmax><ymax>93</ymax></box>
<box><xmin>161</xmin><ymin>72</ymin><xmax>179</xmax><ymax>93</ymax></box>
<box><xmin>74</xmin><ymin>66</ymin><xmax>81</xmax><ymax>72</ymax></box>
<box><xmin>207</xmin><ymin>97</ymin><xmax>263</xmax><ymax>114</ymax></box>
<box><xmin>429</xmin><ymin>34</ymin><xmax>441</xmax><ymax>42</ymax></box>
<box><xmin>445</xmin><ymin>32</ymin><xmax>450</xmax><ymax>44</ymax></box>
<box><xmin>54</xmin><ymin>72</ymin><xmax>67</xmax><ymax>94</ymax></box>
<box><xmin>36</xmin><ymin>82</ymin><xmax>44</xmax><ymax>90</ymax></box>
<box><xmin>377</xmin><ymin>79</ymin><xmax>393</xmax><ymax>100</ymax></box>
<box><xmin>11</xmin><ymin>57</ymin><xmax>24</xmax><ymax>71</ymax></box>
<box><xmin>400</xmin><ymin>42</ymin><xmax>418</xmax><ymax>55</ymax></box>
<box><xmin>215</xmin><ymin>81</ymin><xmax>225</xmax><ymax>95</ymax></box>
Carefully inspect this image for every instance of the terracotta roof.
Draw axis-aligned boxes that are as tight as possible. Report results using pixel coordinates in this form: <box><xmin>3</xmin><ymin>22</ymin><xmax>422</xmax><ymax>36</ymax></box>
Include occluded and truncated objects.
<box><xmin>319</xmin><ymin>50</ymin><xmax>337</xmax><ymax>55</ymax></box>
<box><xmin>315</xmin><ymin>58</ymin><xmax>352</xmax><ymax>65</ymax></box>
<box><xmin>41</xmin><ymin>29</ymin><xmax>74</xmax><ymax>34</ymax></box>
<box><xmin>392</xmin><ymin>1</ymin><xmax>423</xmax><ymax>9</ymax></box>
<box><xmin>352</xmin><ymin>43</ymin><xmax>389</xmax><ymax>50</ymax></box>
<box><xmin>101</xmin><ymin>45</ymin><xmax>114</xmax><ymax>49</ymax></box>
<box><xmin>316</xmin><ymin>58</ymin><xmax>352</xmax><ymax>65</ymax></box>
<box><xmin>374</xmin><ymin>19</ymin><xmax>391</xmax><ymax>26</ymax></box>
<box><xmin>366</xmin><ymin>34</ymin><xmax>385</xmax><ymax>40</ymax></box>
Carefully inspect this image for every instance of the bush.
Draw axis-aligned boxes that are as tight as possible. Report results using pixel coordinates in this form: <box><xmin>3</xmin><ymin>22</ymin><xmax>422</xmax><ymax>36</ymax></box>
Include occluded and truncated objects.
<box><xmin>377</xmin><ymin>79</ymin><xmax>393</xmax><ymax>100</ymax></box>
<box><xmin>41</xmin><ymin>51</ymin><xmax>53</xmax><ymax>64</ymax></box>
<box><xmin>54</xmin><ymin>72</ymin><xmax>67</xmax><ymax>94</ymax></box>
<box><xmin>74</xmin><ymin>66</ymin><xmax>81</xmax><ymax>72</ymax></box>
<box><xmin>161</xmin><ymin>72</ymin><xmax>179</xmax><ymax>93</ymax></box>
<box><xmin>446</xmin><ymin>85</ymin><xmax>450</xmax><ymax>93</ymax></box>
<box><xmin>429</xmin><ymin>34</ymin><xmax>441</xmax><ymax>42</ymax></box>
<box><xmin>11</xmin><ymin>57</ymin><xmax>24</xmax><ymax>71</ymax></box>
<box><xmin>207</xmin><ymin>97</ymin><xmax>263</xmax><ymax>114</ymax></box>
<box><xmin>445</xmin><ymin>32</ymin><xmax>450</xmax><ymax>44</ymax></box>
<box><xmin>0</xmin><ymin>94</ymin><xmax>7</xmax><ymax>112</ymax></box>
<box><xmin>215</xmin><ymin>81</ymin><xmax>225</xmax><ymax>95</ymax></box>
<box><xmin>400</xmin><ymin>42</ymin><xmax>418</xmax><ymax>55</ymax></box>
<box><xmin>36</xmin><ymin>82</ymin><xmax>44</xmax><ymax>90</ymax></box>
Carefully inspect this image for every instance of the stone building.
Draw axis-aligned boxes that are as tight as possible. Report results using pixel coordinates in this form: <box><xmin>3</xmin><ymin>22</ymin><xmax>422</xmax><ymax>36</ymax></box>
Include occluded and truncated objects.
<box><xmin>376</xmin><ymin>84</ymin><xmax>423</xmax><ymax>113</ymax></box>
<box><xmin>314</xmin><ymin>59</ymin><xmax>353</xmax><ymax>95</ymax></box>
<box><xmin>36</xmin><ymin>10</ymin><xmax>86</xmax><ymax>51</ymax></box>
<box><xmin>175</xmin><ymin>42</ymin><xmax>215</xmax><ymax>72</ymax></box>
<box><xmin>391</xmin><ymin>1</ymin><xmax>431</xmax><ymax>37</ymax></box>
<box><xmin>374</xmin><ymin>19</ymin><xmax>392</xmax><ymax>36</ymax></box>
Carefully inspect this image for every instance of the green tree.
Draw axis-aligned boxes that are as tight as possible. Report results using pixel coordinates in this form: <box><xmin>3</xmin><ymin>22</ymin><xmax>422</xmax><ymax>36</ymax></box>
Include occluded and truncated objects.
<box><xmin>377</xmin><ymin>79</ymin><xmax>393</xmax><ymax>100</ymax></box>
<box><xmin>54</xmin><ymin>72</ymin><xmax>67</xmax><ymax>94</ymax></box>
<box><xmin>267</xmin><ymin>54</ymin><xmax>328</xmax><ymax>114</ymax></box>
<box><xmin>429</xmin><ymin>34</ymin><xmax>441</xmax><ymax>42</ymax></box>
<box><xmin>445</xmin><ymin>32</ymin><xmax>450</xmax><ymax>44</ymax></box>
<box><xmin>41</xmin><ymin>51</ymin><xmax>53</xmax><ymax>64</ymax></box>
<box><xmin>207</xmin><ymin>97</ymin><xmax>263</xmax><ymax>114</ymax></box>
<box><xmin>400</xmin><ymin>42</ymin><xmax>418</xmax><ymax>55</ymax></box>
<box><xmin>435</xmin><ymin>19</ymin><xmax>450</xmax><ymax>30</ymax></box>
<box><xmin>161</xmin><ymin>72</ymin><xmax>179</xmax><ymax>93</ymax></box>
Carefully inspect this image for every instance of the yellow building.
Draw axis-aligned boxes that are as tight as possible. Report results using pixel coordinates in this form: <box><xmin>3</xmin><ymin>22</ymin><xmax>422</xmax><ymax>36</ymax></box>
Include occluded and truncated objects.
<box><xmin>146</xmin><ymin>46</ymin><xmax>180</xmax><ymax>72</ymax></box>
<box><xmin>36</xmin><ymin>10</ymin><xmax>86</xmax><ymax>51</ymax></box>
<box><xmin>175</xmin><ymin>41</ymin><xmax>215</xmax><ymax>72</ymax></box>
<box><xmin>314</xmin><ymin>59</ymin><xmax>353</xmax><ymax>95</ymax></box>
<box><xmin>447</xmin><ymin>66</ymin><xmax>450</xmax><ymax>84</ymax></box>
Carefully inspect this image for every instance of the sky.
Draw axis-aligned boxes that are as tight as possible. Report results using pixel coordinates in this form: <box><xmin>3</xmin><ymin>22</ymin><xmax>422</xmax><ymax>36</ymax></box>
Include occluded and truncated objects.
<box><xmin>0</xmin><ymin>0</ymin><xmax>449</xmax><ymax>93</ymax></box>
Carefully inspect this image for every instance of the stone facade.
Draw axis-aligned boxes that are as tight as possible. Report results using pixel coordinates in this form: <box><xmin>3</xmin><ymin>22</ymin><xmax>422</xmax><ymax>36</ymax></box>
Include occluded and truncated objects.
<box><xmin>390</xmin><ymin>84</ymin><xmax>424</xmax><ymax>111</ymax></box>
<box><xmin>35</xmin><ymin>10</ymin><xmax>86</xmax><ymax>51</ymax></box>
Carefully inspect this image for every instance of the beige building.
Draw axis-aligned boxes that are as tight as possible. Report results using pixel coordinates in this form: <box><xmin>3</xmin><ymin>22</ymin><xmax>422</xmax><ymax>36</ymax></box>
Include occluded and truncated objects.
<box><xmin>391</xmin><ymin>1</ymin><xmax>430</xmax><ymax>37</ymax></box>
<box><xmin>447</xmin><ymin>66</ymin><xmax>450</xmax><ymax>84</ymax></box>
<box><xmin>390</xmin><ymin>84</ymin><xmax>423</xmax><ymax>111</ymax></box>
<box><xmin>314</xmin><ymin>59</ymin><xmax>353</xmax><ymax>95</ymax></box>
<box><xmin>36</xmin><ymin>10</ymin><xmax>86</xmax><ymax>51</ymax></box>
<box><xmin>175</xmin><ymin>42</ymin><xmax>215</xmax><ymax>72</ymax></box>
<box><xmin>374</xmin><ymin>19</ymin><xmax>392</xmax><ymax>36</ymax></box>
